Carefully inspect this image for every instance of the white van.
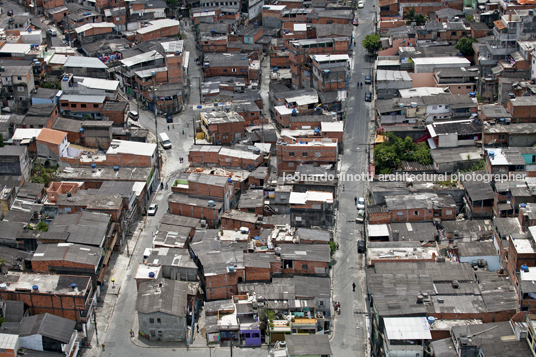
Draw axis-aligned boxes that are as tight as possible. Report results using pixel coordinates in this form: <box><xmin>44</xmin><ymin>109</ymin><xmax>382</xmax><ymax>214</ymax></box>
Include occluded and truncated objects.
<box><xmin>159</xmin><ymin>133</ymin><xmax>172</xmax><ymax>149</ymax></box>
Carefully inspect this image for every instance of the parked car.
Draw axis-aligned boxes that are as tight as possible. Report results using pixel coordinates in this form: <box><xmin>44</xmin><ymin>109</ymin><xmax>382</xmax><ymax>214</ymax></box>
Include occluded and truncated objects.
<box><xmin>365</xmin><ymin>91</ymin><xmax>372</xmax><ymax>102</ymax></box>
<box><xmin>357</xmin><ymin>197</ymin><xmax>365</xmax><ymax>210</ymax></box>
<box><xmin>353</xmin><ymin>18</ymin><xmax>359</xmax><ymax>26</ymax></box>
<box><xmin>364</xmin><ymin>75</ymin><xmax>371</xmax><ymax>84</ymax></box>
<box><xmin>357</xmin><ymin>1</ymin><xmax>364</xmax><ymax>8</ymax></box>
<box><xmin>147</xmin><ymin>204</ymin><xmax>158</xmax><ymax>216</ymax></box>
<box><xmin>47</xmin><ymin>29</ymin><xmax>57</xmax><ymax>36</ymax></box>
<box><xmin>356</xmin><ymin>209</ymin><xmax>365</xmax><ymax>223</ymax></box>
<box><xmin>166</xmin><ymin>114</ymin><xmax>173</xmax><ymax>123</ymax></box>
<box><xmin>128</xmin><ymin>111</ymin><xmax>139</xmax><ymax>120</ymax></box>
<box><xmin>357</xmin><ymin>240</ymin><xmax>366</xmax><ymax>253</ymax></box>
<box><xmin>7</xmin><ymin>9</ymin><xmax>13</xmax><ymax>16</ymax></box>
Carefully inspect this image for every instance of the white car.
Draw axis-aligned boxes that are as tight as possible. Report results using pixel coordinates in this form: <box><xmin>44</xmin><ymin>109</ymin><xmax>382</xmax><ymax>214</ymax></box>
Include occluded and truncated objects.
<box><xmin>357</xmin><ymin>197</ymin><xmax>365</xmax><ymax>210</ymax></box>
<box><xmin>358</xmin><ymin>1</ymin><xmax>364</xmax><ymax>8</ymax></box>
<box><xmin>47</xmin><ymin>29</ymin><xmax>57</xmax><ymax>36</ymax></box>
<box><xmin>147</xmin><ymin>204</ymin><xmax>158</xmax><ymax>216</ymax></box>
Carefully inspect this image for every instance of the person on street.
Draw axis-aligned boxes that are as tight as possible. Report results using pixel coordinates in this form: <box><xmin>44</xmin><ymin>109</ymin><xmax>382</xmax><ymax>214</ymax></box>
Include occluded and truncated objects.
<box><xmin>182</xmin><ymin>129</ymin><xmax>185</xmax><ymax>135</ymax></box>
<box><xmin>354</xmin><ymin>196</ymin><xmax>357</xmax><ymax>204</ymax></box>
<box><xmin>342</xmin><ymin>185</ymin><xmax>345</xmax><ymax>191</ymax></box>
<box><xmin>173</xmin><ymin>124</ymin><xmax>175</xmax><ymax>129</ymax></box>
<box><xmin>101</xmin><ymin>344</ymin><xmax>105</xmax><ymax>351</ymax></box>
<box><xmin>352</xmin><ymin>282</ymin><xmax>356</xmax><ymax>292</ymax></box>
<box><xmin>167</xmin><ymin>125</ymin><xmax>170</xmax><ymax>130</ymax></box>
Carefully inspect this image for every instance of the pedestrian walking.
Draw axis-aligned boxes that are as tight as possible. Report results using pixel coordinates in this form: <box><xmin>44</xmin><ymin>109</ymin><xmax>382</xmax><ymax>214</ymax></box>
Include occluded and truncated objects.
<box><xmin>130</xmin><ymin>329</ymin><xmax>134</xmax><ymax>337</ymax></box>
<box><xmin>336</xmin><ymin>243</ymin><xmax>339</xmax><ymax>250</ymax></box>
<box><xmin>101</xmin><ymin>344</ymin><xmax>105</xmax><ymax>351</ymax></box>
<box><xmin>168</xmin><ymin>125</ymin><xmax>170</xmax><ymax>130</ymax></box>
<box><xmin>173</xmin><ymin>124</ymin><xmax>175</xmax><ymax>129</ymax></box>
<box><xmin>196</xmin><ymin>324</ymin><xmax>200</xmax><ymax>333</ymax></box>
<box><xmin>354</xmin><ymin>196</ymin><xmax>357</xmax><ymax>204</ymax></box>
<box><xmin>342</xmin><ymin>185</ymin><xmax>345</xmax><ymax>191</ymax></box>
<box><xmin>182</xmin><ymin>129</ymin><xmax>185</xmax><ymax>135</ymax></box>
<box><xmin>352</xmin><ymin>282</ymin><xmax>356</xmax><ymax>292</ymax></box>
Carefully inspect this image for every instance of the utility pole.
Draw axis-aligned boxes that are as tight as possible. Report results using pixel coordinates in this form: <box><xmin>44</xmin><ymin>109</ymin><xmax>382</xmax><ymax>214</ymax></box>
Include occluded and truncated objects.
<box><xmin>93</xmin><ymin>309</ymin><xmax>99</xmax><ymax>346</ymax></box>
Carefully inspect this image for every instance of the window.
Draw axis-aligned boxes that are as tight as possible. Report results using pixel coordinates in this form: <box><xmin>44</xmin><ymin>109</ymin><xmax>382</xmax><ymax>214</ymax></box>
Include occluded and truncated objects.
<box><xmin>289</xmin><ymin>152</ymin><xmax>295</xmax><ymax>157</ymax></box>
<box><xmin>61</xmin><ymin>103</ymin><xmax>68</xmax><ymax>107</ymax></box>
<box><xmin>93</xmin><ymin>104</ymin><xmax>99</xmax><ymax>108</ymax></box>
<box><xmin>466</xmin><ymin>86</ymin><xmax>472</xmax><ymax>89</ymax></box>
<box><xmin>71</xmin><ymin>103</ymin><xmax>76</xmax><ymax>108</ymax></box>
<box><xmin>397</xmin><ymin>211</ymin><xmax>403</xmax><ymax>216</ymax></box>
<box><xmin>414</xmin><ymin>211</ymin><xmax>419</xmax><ymax>216</ymax></box>
<box><xmin>533</xmin><ymin>155</ymin><xmax>536</xmax><ymax>163</ymax></box>
<box><xmin>251</xmin><ymin>113</ymin><xmax>255</xmax><ymax>117</ymax></box>
<box><xmin>17</xmin><ymin>77</ymin><xmax>22</xmax><ymax>80</ymax></box>
<box><xmin>315</xmin><ymin>152</ymin><xmax>321</xmax><ymax>157</ymax></box>
<box><xmin>498</xmin><ymin>134</ymin><xmax>505</xmax><ymax>140</ymax></box>
<box><xmin>244</xmin><ymin>333</ymin><xmax>251</xmax><ymax>338</ymax></box>
<box><xmin>252</xmin><ymin>333</ymin><xmax>260</xmax><ymax>338</ymax></box>
<box><xmin>158</xmin><ymin>331</ymin><xmax>162</xmax><ymax>336</ymax></box>
<box><xmin>150</xmin><ymin>330</ymin><xmax>156</xmax><ymax>336</ymax></box>
<box><xmin>446</xmin><ymin>210</ymin><xmax>453</xmax><ymax>215</ymax></box>
<box><xmin>223</xmin><ymin>69</ymin><xmax>228</xmax><ymax>72</ymax></box>
<box><xmin>149</xmin><ymin>318</ymin><xmax>154</xmax><ymax>323</ymax></box>
<box><xmin>157</xmin><ymin>318</ymin><xmax>161</xmax><ymax>323</ymax></box>
<box><xmin>302</xmin><ymin>264</ymin><xmax>308</xmax><ymax>270</ymax></box>
<box><xmin>81</xmin><ymin>104</ymin><xmax>87</xmax><ymax>108</ymax></box>
<box><xmin>302</xmin><ymin>152</ymin><xmax>308</xmax><ymax>157</ymax></box>
<box><xmin>319</xmin><ymin>301</ymin><xmax>324</xmax><ymax>306</ymax></box>
<box><xmin>232</xmin><ymin>68</ymin><xmax>237</xmax><ymax>72</ymax></box>
<box><xmin>17</xmin><ymin>86</ymin><xmax>24</xmax><ymax>92</ymax></box>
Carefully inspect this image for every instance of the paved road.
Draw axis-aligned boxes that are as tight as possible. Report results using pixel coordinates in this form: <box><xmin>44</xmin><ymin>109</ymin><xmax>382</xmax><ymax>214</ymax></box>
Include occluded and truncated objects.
<box><xmin>329</xmin><ymin>2</ymin><xmax>377</xmax><ymax>357</ymax></box>
<box><xmin>1</xmin><ymin>0</ymin><xmax>65</xmax><ymax>47</ymax></box>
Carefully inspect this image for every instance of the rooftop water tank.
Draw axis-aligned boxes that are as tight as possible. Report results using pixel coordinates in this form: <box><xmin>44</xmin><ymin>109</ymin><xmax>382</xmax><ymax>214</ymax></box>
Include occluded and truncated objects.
<box><xmin>254</xmin><ymin>236</ymin><xmax>259</xmax><ymax>240</ymax></box>
<box><xmin>71</xmin><ymin>283</ymin><xmax>77</xmax><ymax>289</ymax></box>
<box><xmin>0</xmin><ymin>284</ymin><xmax>6</xmax><ymax>289</ymax></box>
<box><xmin>208</xmin><ymin>200</ymin><xmax>214</xmax><ymax>207</ymax></box>
<box><xmin>521</xmin><ymin>264</ymin><xmax>529</xmax><ymax>272</ymax></box>
<box><xmin>521</xmin><ymin>203</ymin><xmax>527</xmax><ymax>208</ymax></box>
<box><xmin>91</xmin><ymin>163</ymin><xmax>97</xmax><ymax>169</ymax></box>
<box><xmin>80</xmin><ymin>128</ymin><xmax>84</xmax><ymax>133</ymax></box>
<box><xmin>428</xmin><ymin>316</ymin><xmax>435</xmax><ymax>325</ymax></box>
<box><xmin>32</xmin><ymin>285</ymin><xmax>38</xmax><ymax>291</ymax></box>
<box><xmin>114</xmin><ymin>166</ymin><xmax>119</xmax><ymax>171</ymax></box>
<box><xmin>149</xmin><ymin>272</ymin><xmax>155</xmax><ymax>278</ymax></box>
<box><xmin>228</xmin><ymin>266</ymin><xmax>235</xmax><ymax>272</ymax></box>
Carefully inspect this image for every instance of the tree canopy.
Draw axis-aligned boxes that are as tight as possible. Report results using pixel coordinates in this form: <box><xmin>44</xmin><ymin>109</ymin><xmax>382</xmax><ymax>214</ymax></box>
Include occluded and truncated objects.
<box><xmin>362</xmin><ymin>34</ymin><xmax>381</xmax><ymax>53</ymax></box>
<box><xmin>374</xmin><ymin>133</ymin><xmax>432</xmax><ymax>174</ymax></box>
<box><xmin>455</xmin><ymin>37</ymin><xmax>478</xmax><ymax>56</ymax></box>
<box><xmin>403</xmin><ymin>7</ymin><xmax>427</xmax><ymax>26</ymax></box>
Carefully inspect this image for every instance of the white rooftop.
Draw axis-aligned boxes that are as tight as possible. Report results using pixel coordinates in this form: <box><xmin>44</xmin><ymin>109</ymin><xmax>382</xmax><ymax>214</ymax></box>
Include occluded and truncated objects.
<box><xmin>64</xmin><ymin>56</ymin><xmax>108</xmax><ymax>69</ymax></box>
<box><xmin>275</xmin><ymin>105</ymin><xmax>295</xmax><ymax>116</ymax></box>
<box><xmin>49</xmin><ymin>54</ymin><xmax>69</xmax><ymax>65</ymax></box>
<box><xmin>135</xmin><ymin>263</ymin><xmax>161</xmax><ymax>280</ymax></box>
<box><xmin>0</xmin><ymin>333</ymin><xmax>18</xmax><ymax>350</ymax></box>
<box><xmin>486</xmin><ymin>147</ymin><xmax>509</xmax><ymax>166</ymax></box>
<box><xmin>12</xmin><ymin>128</ymin><xmax>41</xmax><ymax>141</ymax></box>
<box><xmin>376</xmin><ymin>69</ymin><xmax>412</xmax><ymax>82</ymax></box>
<box><xmin>520</xmin><ymin>267</ymin><xmax>536</xmax><ymax>281</ymax></box>
<box><xmin>289</xmin><ymin>191</ymin><xmax>333</xmax><ymax>204</ymax></box>
<box><xmin>74</xmin><ymin>22</ymin><xmax>116</xmax><ymax>34</ymax></box>
<box><xmin>263</xmin><ymin>5</ymin><xmax>286</xmax><ymax>10</ymax></box>
<box><xmin>0</xmin><ymin>43</ymin><xmax>31</xmax><ymax>54</ymax></box>
<box><xmin>107</xmin><ymin>139</ymin><xmax>157</xmax><ymax>157</ymax></box>
<box><xmin>120</xmin><ymin>50</ymin><xmax>164</xmax><ymax>67</ymax></box>
<box><xmin>286</xmin><ymin>93</ymin><xmax>318</xmax><ymax>106</ymax></box>
<box><xmin>218</xmin><ymin>147</ymin><xmax>260</xmax><ymax>160</ymax></box>
<box><xmin>137</xmin><ymin>19</ymin><xmax>180</xmax><ymax>35</ymax></box>
<box><xmin>193</xmin><ymin>11</ymin><xmax>216</xmax><ymax>17</ymax></box>
<box><xmin>368</xmin><ymin>224</ymin><xmax>389</xmax><ymax>237</ymax></box>
<box><xmin>399</xmin><ymin>87</ymin><xmax>448</xmax><ymax>98</ymax></box>
<box><xmin>384</xmin><ymin>317</ymin><xmax>432</xmax><ymax>341</ymax></box>
<box><xmin>412</xmin><ymin>57</ymin><xmax>471</xmax><ymax>66</ymax></box>
<box><xmin>80</xmin><ymin>77</ymin><xmax>119</xmax><ymax>91</ymax></box>
<box><xmin>61</xmin><ymin>94</ymin><xmax>106</xmax><ymax>103</ymax></box>
<box><xmin>513</xmin><ymin>237</ymin><xmax>535</xmax><ymax>254</ymax></box>
<box><xmin>311</xmin><ymin>54</ymin><xmax>349</xmax><ymax>62</ymax></box>
<box><xmin>321</xmin><ymin>122</ymin><xmax>344</xmax><ymax>132</ymax></box>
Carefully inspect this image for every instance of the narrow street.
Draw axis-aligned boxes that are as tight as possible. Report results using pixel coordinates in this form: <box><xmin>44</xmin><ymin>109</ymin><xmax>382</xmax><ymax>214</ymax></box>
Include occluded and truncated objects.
<box><xmin>329</xmin><ymin>2</ymin><xmax>377</xmax><ymax>357</ymax></box>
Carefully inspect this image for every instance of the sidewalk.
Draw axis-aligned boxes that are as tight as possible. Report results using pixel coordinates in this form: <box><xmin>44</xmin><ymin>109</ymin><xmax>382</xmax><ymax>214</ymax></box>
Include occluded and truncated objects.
<box><xmin>86</xmin><ymin>219</ymin><xmax>146</xmax><ymax>355</ymax></box>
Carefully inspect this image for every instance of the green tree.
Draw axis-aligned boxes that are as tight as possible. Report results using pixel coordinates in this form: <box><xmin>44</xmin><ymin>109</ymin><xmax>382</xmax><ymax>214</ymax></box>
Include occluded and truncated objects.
<box><xmin>403</xmin><ymin>7</ymin><xmax>427</xmax><ymax>26</ymax></box>
<box><xmin>0</xmin><ymin>317</ymin><xmax>6</xmax><ymax>327</ymax></box>
<box><xmin>166</xmin><ymin>0</ymin><xmax>178</xmax><ymax>10</ymax></box>
<box><xmin>403</xmin><ymin>7</ymin><xmax>416</xmax><ymax>23</ymax></box>
<box><xmin>329</xmin><ymin>241</ymin><xmax>337</xmax><ymax>255</ymax></box>
<box><xmin>37</xmin><ymin>222</ymin><xmax>49</xmax><ymax>232</ymax></box>
<box><xmin>362</xmin><ymin>34</ymin><xmax>381</xmax><ymax>54</ymax></box>
<box><xmin>414</xmin><ymin>14</ymin><xmax>427</xmax><ymax>26</ymax></box>
<box><xmin>455</xmin><ymin>37</ymin><xmax>478</xmax><ymax>56</ymax></box>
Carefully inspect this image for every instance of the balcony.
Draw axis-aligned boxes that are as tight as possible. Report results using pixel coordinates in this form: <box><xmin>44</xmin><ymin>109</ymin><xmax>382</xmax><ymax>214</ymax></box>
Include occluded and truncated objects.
<box><xmin>493</xmin><ymin>28</ymin><xmax>518</xmax><ymax>42</ymax></box>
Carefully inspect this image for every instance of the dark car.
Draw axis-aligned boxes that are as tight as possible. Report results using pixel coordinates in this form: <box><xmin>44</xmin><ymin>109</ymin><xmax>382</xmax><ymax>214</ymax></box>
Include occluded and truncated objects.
<box><xmin>364</xmin><ymin>75</ymin><xmax>372</xmax><ymax>84</ymax></box>
<box><xmin>166</xmin><ymin>114</ymin><xmax>173</xmax><ymax>123</ymax></box>
<box><xmin>365</xmin><ymin>91</ymin><xmax>372</xmax><ymax>102</ymax></box>
<box><xmin>357</xmin><ymin>240</ymin><xmax>366</xmax><ymax>253</ymax></box>
<box><xmin>7</xmin><ymin>9</ymin><xmax>13</xmax><ymax>16</ymax></box>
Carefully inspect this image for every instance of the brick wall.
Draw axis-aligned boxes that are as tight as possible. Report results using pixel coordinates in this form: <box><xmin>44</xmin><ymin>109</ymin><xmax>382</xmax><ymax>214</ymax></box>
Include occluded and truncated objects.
<box><xmin>205</xmin><ymin>269</ymin><xmax>245</xmax><ymax>300</ymax></box>
<box><xmin>245</xmin><ymin>266</ymin><xmax>271</xmax><ymax>281</ymax></box>
<box><xmin>168</xmin><ymin>201</ymin><xmax>221</xmax><ymax>228</ymax></box>
<box><xmin>282</xmin><ymin>260</ymin><xmax>328</xmax><ymax>275</ymax></box>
